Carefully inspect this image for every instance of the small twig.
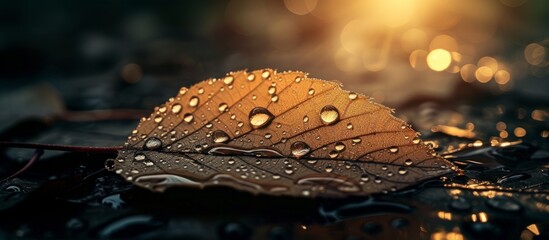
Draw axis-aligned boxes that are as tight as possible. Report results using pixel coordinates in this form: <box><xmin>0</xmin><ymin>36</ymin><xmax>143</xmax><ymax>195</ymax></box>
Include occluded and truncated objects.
<box><xmin>0</xmin><ymin>149</ymin><xmax>44</xmax><ymax>183</ymax></box>
<box><xmin>0</xmin><ymin>141</ymin><xmax>122</xmax><ymax>154</ymax></box>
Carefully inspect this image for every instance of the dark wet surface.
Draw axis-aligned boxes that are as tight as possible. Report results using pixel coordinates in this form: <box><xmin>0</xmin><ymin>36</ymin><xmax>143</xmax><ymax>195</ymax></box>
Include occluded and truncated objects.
<box><xmin>1</xmin><ymin>88</ymin><xmax>548</xmax><ymax>239</ymax></box>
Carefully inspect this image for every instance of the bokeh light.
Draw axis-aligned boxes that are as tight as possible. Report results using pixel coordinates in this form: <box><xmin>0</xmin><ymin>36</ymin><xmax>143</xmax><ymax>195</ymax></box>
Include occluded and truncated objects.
<box><xmin>284</xmin><ymin>0</ymin><xmax>318</xmax><ymax>15</ymax></box>
<box><xmin>427</xmin><ymin>49</ymin><xmax>452</xmax><ymax>72</ymax></box>
<box><xmin>475</xmin><ymin>66</ymin><xmax>494</xmax><ymax>83</ymax></box>
<box><xmin>524</xmin><ymin>43</ymin><xmax>546</xmax><ymax>66</ymax></box>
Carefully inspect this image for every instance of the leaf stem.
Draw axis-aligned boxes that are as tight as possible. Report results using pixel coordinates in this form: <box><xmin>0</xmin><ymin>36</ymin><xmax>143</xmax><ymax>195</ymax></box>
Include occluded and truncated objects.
<box><xmin>0</xmin><ymin>141</ymin><xmax>122</xmax><ymax>154</ymax></box>
<box><xmin>0</xmin><ymin>149</ymin><xmax>43</xmax><ymax>183</ymax></box>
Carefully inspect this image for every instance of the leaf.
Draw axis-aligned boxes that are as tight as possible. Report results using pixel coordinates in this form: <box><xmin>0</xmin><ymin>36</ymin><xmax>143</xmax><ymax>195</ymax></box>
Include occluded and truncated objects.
<box><xmin>114</xmin><ymin>69</ymin><xmax>454</xmax><ymax>197</ymax></box>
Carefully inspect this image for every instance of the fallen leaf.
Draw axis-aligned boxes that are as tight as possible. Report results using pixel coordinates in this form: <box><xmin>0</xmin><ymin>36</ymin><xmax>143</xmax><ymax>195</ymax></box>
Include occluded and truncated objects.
<box><xmin>114</xmin><ymin>69</ymin><xmax>454</xmax><ymax>197</ymax></box>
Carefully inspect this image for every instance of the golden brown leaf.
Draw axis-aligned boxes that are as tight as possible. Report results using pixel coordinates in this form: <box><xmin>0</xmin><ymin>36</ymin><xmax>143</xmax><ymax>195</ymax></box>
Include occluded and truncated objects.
<box><xmin>114</xmin><ymin>69</ymin><xmax>454</xmax><ymax>197</ymax></box>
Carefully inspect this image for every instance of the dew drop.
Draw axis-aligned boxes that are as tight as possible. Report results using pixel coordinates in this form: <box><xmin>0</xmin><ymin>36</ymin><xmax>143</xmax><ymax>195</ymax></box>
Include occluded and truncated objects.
<box><xmin>325</xmin><ymin>165</ymin><xmax>333</xmax><ymax>173</ymax></box>
<box><xmin>171</xmin><ymin>104</ymin><xmax>182</xmax><ymax>114</ymax></box>
<box><xmin>335</xmin><ymin>142</ymin><xmax>346</xmax><ymax>151</ymax></box>
<box><xmin>179</xmin><ymin>88</ymin><xmax>188</xmax><ymax>95</ymax></box>
<box><xmin>247</xmin><ymin>73</ymin><xmax>255</xmax><ymax>81</ymax></box>
<box><xmin>198</xmin><ymin>88</ymin><xmax>205</xmax><ymax>94</ymax></box>
<box><xmin>389</xmin><ymin>146</ymin><xmax>399</xmax><ymax>153</ymax></box>
<box><xmin>264</xmin><ymin>133</ymin><xmax>272</xmax><ymax>139</ymax></box>
<box><xmin>104</xmin><ymin>159</ymin><xmax>115</xmax><ymax>171</ymax></box>
<box><xmin>189</xmin><ymin>96</ymin><xmax>199</xmax><ymax>107</ymax></box>
<box><xmin>398</xmin><ymin>168</ymin><xmax>408</xmax><ymax>175</ymax></box>
<box><xmin>144</xmin><ymin>137</ymin><xmax>162</xmax><ymax>150</ymax></box>
<box><xmin>237</xmin><ymin>122</ymin><xmax>244</xmax><ymax>127</ymax></box>
<box><xmin>291</xmin><ymin>141</ymin><xmax>311</xmax><ymax>158</ymax></box>
<box><xmin>134</xmin><ymin>153</ymin><xmax>146</xmax><ymax>161</ymax></box>
<box><xmin>302</xmin><ymin>190</ymin><xmax>311</xmax><ymax>196</ymax></box>
<box><xmin>352</xmin><ymin>138</ymin><xmax>362</xmax><ymax>143</ymax></box>
<box><xmin>271</xmin><ymin>95</ymin><xmax>278</xmax><ymax>103</ymax></box>
<box><xmin>261</xmin><ymin>70</ymin><xmax>270</xmax><ymax>79</ymax></box>
<box><xmin>303</xmin><ymin>116</ymin><xmax>309</xmax><ymax>123</ymax></box>
<box><xmin>159</xmin><ymin>106</ymin><xmax>167</xmax><ymax>113</ymax></box>
<box><xmin>295</xmin><ymin>76</ymin><xmax>302</xmax><ymax>83</ymax></box>
<box><xmin>412</xmin><ymin>137</ymin><xmax>420</xmax><ymax>144</ymax></box>
<box><xmin>329</xmin><ymin>151</ymin><xmax>339</xmax><ymax>158</ymax></box>
<box><xmin>249</xmin><ymin>107</ymin><xmax>274</xmax><ymax>129</ymax></box>
<box><xmin>218</xmin><ymin>103</ymin><xmax>228</xmax><ymax>112</ymax></box>
<box><xmin>284</xmin><ymin>167</ymin><xmax>294</xmax><ymax>175</ymax></box>
<box><xmin>360</xmin><ymin>174</ymin><xmax>370</xmax><ymax>182</ymax></box>
<box><xmin>374</xmin><ymin>177</ymin><xmax>382</xmax><ymax>184</ymax></box>
<box><xmin>213</xmin><ymin>130</ymin><xmax>230</xmax><ymax>143</ymax></box>
<box><xmin>183</xmin><ymin>113</ymin><xmax>194</xmax><ymax>123</ymax></box>
<box><xmin>308</xmin><ymin>88</ymin><xmax>315</xmax><ymax>95</ymax></box>
<box><xmin>272</xmin><ymin>174</ymin><xmax>281</xmax><ymax>180</ymax></box>
<box><xmin>154</xmin><ymin>115</ymin><xmax>163</xmax><ymax>123</ymax></box>
<box><xmin>223</xmin><ymin>75</ymin><xmax>234</xmax><ymax>85</ymax></box>
<box><xmin>268</xmin><ymin>86</ymin><xmax>276</xmax><ymax>95</ymax></box>
<box><xmin>349</xmin><ymin>92</ymin><xmax>358</xmax><ymax>100</ymax></box>
<box><xmin>320</xmin><ymin>105</ymin><xmax>340</xmax><ymax>125</ymax></box>
<box><xmin>404</xmin><ymin>159</ymin><xmax>413</xmax><ymax>166</ymax></box>
<box><xmin>228</xmin><ymin>159</ymin><xmax>235</xmax><ymax>165</ymax></box>
<box><xmin>347</xmin><ymin>123</ymin><xmax>353</xmax><ymax>129</ymax></box>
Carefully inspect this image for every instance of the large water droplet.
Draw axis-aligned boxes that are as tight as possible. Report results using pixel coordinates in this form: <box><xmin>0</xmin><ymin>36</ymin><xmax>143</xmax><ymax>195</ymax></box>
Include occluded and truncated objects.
<box><xmin>404</xmin><ymin>159</ymin><xmax>413</xmax><ymax>166</ymax></box>
<box><xmin>320</xmin><ymin>105</ymin><xmax>340</xmax><ymax>125</ymax></box>
<box><xmin>325</xmin><ymin>165</ymin><xmax>333</xmax><ymax>173</ymax></box>
<box><xmin>291</xmin><ymin>141</ymin><xmax>311</xmax><ymax>158</ymax></box>
<box><xmin>247</xmin><ymin>73</ymin><xmax>255</xmax><ymax>81</ymax></box>
<box><xmin>144</xmin><ymin>137</ymin><xmax>162</xmax><ymax>150</ymax></box>
<box><xmin>171</xmin><ymin>104</ymin><xmax>182</xmax><ymax>114</ymax></box>
<box><xmin>183</xmin><ymin>113</ymin><xmax>194</xmax><ymax>123</ymax></box>
<box><xmin>397</xmin><ymin>168</ymin><xmax>408</xmax><ymax>175</ymax></box>
<box><xmin>268</xmin><ymin>86</ymin><xmax>276</xmax><ymax>95</ymax></box>
<box><xmin>335</xmin><ymin>142</ymin><xmax>346</xmax><ymax>151</ymax></box>
<box><xmin>329</xmin><ymin>150</ymin><xmax>339</xmax><ymax>158</ymax></box>
<box><xmin>261</xmin><ymin>70</ymin><xmax>270</xmax><ymax>79</ymax></box>
<box><xmin>223</xmin><ymin>75</ymin><xmax>234</xmax><ymax>85</ymax></box>
<box><xmin>389</xmin><ymin>146</ymin><xmax>399</xmax><ymax>153</ymax></box>
<box><xmin>154</xmin><ymin>115</ymin><xmax>163</xmax><ymax>123</ymax></box>
<box><xmin>213</xmin><ymin>130</ymin><xmax>230</xmax><ymax>143</ymax></box>
<box><xmin>218</xmin><ymin>103</ymin><xmax>228</xmax><ymax>112</ymax></box>
<box><xmin>159</xmin><ymin>106</ymin><xmax>167</xmax><ymax>113</ymax></box>
<box><xmin>189</xmin><ymin>96</ymin><xmax>199</xmax><ymax>107</ymax></box>
<box><xmin>249</xmin><ymin>107</ymin><xmax>274</xmax><ymax>129</ymax></box>
<box><xmin>308</xmin><ymin>88</ymin><xmax>315</xmax><ymax>95</ymax></box>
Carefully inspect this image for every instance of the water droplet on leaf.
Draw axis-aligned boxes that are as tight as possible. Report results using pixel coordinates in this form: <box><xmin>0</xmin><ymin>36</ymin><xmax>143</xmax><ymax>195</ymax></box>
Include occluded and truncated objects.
<box><xmin>320</xmin><ymin>105</ymin><xmax>339</xmax><ymax>125</ymax></box>
<box><xmin>249</xmin><ymin>107</ymin><xmax>274</xmax><ymax>129</ymax></box>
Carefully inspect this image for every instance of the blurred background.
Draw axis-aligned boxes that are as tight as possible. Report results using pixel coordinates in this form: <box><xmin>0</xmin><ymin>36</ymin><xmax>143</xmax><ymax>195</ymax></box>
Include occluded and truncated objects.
<box><xmin>0</xmin><ymin>0</ymin><xmax>548</xmax><ymax>142</ymax></box>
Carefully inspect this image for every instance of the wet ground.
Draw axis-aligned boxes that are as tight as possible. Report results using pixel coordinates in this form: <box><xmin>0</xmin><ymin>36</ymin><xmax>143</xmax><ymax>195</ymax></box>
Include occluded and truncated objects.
<box><xmin>1</xmin><ymin>80</ymin><xmax>548</xmax><ymax>239</ymax></box>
